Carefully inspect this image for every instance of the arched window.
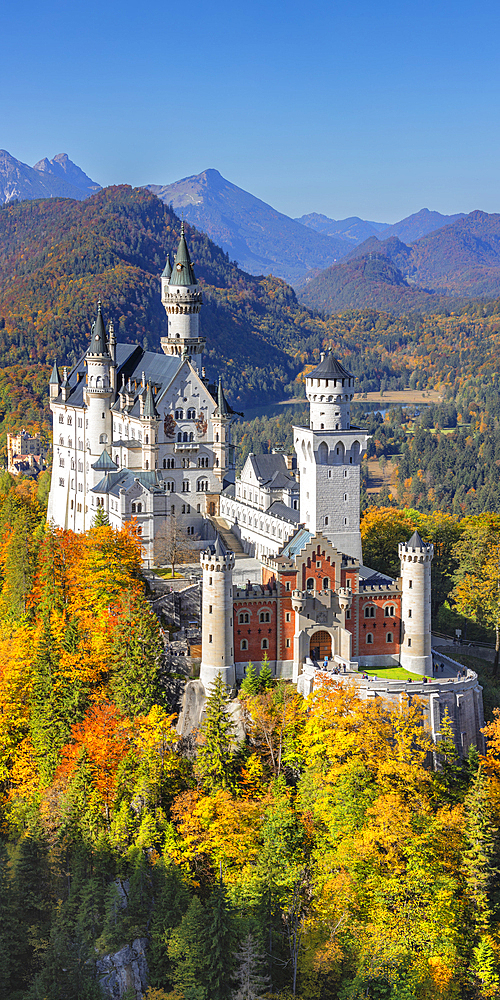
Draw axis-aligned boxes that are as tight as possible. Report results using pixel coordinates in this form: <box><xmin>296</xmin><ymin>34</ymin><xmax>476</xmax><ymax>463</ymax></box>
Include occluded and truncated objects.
<box><xmin>240</xmin><ymin>639</ymin><xmax>248</xmax><ymax>651</ymax></box>
<box><xmin>239</xmin><ymin>612</ymin><xmax>250</xmax><ymax>624</ymax></box>
<box><xmin>183</xmin><ymin>432</ymin><xmax>188</xmax><ymax>442</ymax></box>
<box><xmin>189</xmin><ymin>432</ymin><xmax>194</xmax><ymax>442</ymax></box>
<box><xmin>259</xmin><ymin>611</ymin><xmax>270</xmax><ymax>623</ymax></box>
<box><xmin>322</xmin><ymin>578</ymin><xmax>329</xmax><ymax>590</ymax></box>
<box><xmin>177</xmin><ymin>432</ymin><xmax>182</xmax><ymax>442</ymax></box>
<box><xmin>364</xmin><ymin>606</ymin><xmax>375</xmax><ymax>618</ymax></box>
<box><xmin>131</xmin><ymin>503</ymin><xmax>136</xmax><ymax>513</ymax></box>
<box><xmin>386</xmin><ymin>633</ymin><xmax>394</xmax><ymax>643</ymax></box>
<box><xmin>324</xmin><ymin>515</ymin><xmax>329</xmax><ymax>526</ymax></box>
<box><xmin>145</xmin><ymin>435</ymin><xmax>149</xmax><ymax>444</ymax></box>
<box><xmin>99</xmin><ymin>433</ymin><xmax>108</xmax><ymax>444</ymax></box>
<box><xmin>318</xmin><ymin>442</ymin><xmax>328</xmax><ymax>464</ymax></box>
<box><xmin>163</xmin><ymin>458</ymin><xmax>167</xmax><ymax>468</ymax></box>
<box><xmin>115</xmin><ymin>454</ymin><xmax>119</xmax><ymax>464</ymax></box>
<box><xmin>366</xmin><ymin>633</ymin><xmax>373</xmax><ymax>644</ymax></box>
<box><xmin>137</xmin><ymin>503</ymin><xmax>142</xmax><ymax>513</ymax></box>
<box><xmin>145</xmin><ymin>461</ymin><xmax>149</xmax><ymax>470</ymax></box>
<box><xmin>384</xmin><ymin>605</ymin><xmax>395</xmax><ymax>617</ymax></box>
<box><xmin>306</xmin><ymin>578</ymin><xmax>315</xmax><ymax>590</ymax></box>
<box><xmin>187</xmin><ymin>408</ymin><xmax>196</xmax><ymax>419</ymax></box>
<box><xmin>408</xmin><ymin>609</ymin><xmax>412</xmax><ymax>618</ymax></box>
<box><xmin>175</xmin><ymin>409</ymin><xmax>184</xmax><ymax>420</ymax></box>
<box><xmin>261</xmin><ymin>638</ymin><xmax>269</xmax><ymax>650</ymax></box>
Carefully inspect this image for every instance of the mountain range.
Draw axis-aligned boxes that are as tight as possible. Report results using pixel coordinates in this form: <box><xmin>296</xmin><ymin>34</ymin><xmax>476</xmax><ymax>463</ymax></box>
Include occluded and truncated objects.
<box><xmin>0</xmin><ymin>150</ymin><xmax>101</xmax><ymax>204</ymax></box>
<box><xmin>295</xmin><ymin>207</ymin><xmax>465</xmax><ymax>245</ymax></box>
<box><xmin>298</xmin><ymin>210</ymin><xmax>500</xmax><ymax>315</ymax></box>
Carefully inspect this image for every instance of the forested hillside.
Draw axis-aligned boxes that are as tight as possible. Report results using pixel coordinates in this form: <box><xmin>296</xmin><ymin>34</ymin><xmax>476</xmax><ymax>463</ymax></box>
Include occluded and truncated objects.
<box><xmin>2</xmin><ymin>474</ymin><xmax>500</xmax><ymax>999</ymax></box>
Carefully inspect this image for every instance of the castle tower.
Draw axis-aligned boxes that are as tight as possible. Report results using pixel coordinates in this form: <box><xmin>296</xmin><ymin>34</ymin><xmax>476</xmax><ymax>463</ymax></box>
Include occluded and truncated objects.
<box><xmin>212</xmin><ymin>376</ymin><xmax>234</xmax><ymax>485</ymax></box>
<box><xmin>141</xmin><ymin>383</ymin><xmax>159</xmax><ymax>471</ymax></box>
<box><xmin>84</xmin><ymin>302</ymin><xmax>113</xmax><ymax>467</ymax></box>
<box><xmin>161</xmin><ymin>224</ymin><xmax>206</xmax><ymax>372</ymax></box>
<box><xmin>49</xmin><ymin>359</ymin><xmax>61</xmax><ymax>400</ymax></box>
<box><xmin>399</xmin><ymin>530</ymin><xmax>433</xmax><ymax>676</ymax></box>
<box><xmin>200</xmin><ymin>534</ymin><xmax>236</xmax><ymax>691</ymax></box>
<box><xmin>294</xmin><ymin>353</ymin><xmax>369</xmax><ymax>562</ymax></box>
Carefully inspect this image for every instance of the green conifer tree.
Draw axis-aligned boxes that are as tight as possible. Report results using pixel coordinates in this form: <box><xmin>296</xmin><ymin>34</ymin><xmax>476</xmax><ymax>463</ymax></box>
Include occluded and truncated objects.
<box><xmin>206</xmin><ymin>881</ymin><xmax>234</xmax><ymax>1000</ymax></box>
<box><xmin>239</xmin><ymin>661</ymin><xmax>259</xmax><ymax>698</ymax></box>
<box><xmin>196</xmin><ymin>673</ymin><xmax>237</xmax><ymax>793</ymax></box>
<box><xmin>168</xmin><ymin>895</ymin><xmax>209</xmax><ymax>1000</ymax></box>
<box><xmin>258</xmin><ymin>653</ymin><xmax>273</xmax><ymax>692</ymax></box>
<box><xmin>91</xmin><ymin>508</ymin><xmax>110</xmax><ymax>527</ymax></box>
<box><xmin>148</xmin><ymin>862</ymin><xmax>191</xmax><ymax>990</ymax></box>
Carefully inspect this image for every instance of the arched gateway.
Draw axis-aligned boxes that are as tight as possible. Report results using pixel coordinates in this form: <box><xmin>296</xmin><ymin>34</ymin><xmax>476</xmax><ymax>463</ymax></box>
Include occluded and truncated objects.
<box><xmin>309</xmin><ymin>630</ymin><xmax>332</xmax><ymax>661</ymax></box>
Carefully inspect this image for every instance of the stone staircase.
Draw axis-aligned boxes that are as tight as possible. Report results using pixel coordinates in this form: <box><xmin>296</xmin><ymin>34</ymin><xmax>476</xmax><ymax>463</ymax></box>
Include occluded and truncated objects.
<box><xmin>209</xmin><ymin>516</ymin><xmax>245</xmax><ymax>556</ymax></box>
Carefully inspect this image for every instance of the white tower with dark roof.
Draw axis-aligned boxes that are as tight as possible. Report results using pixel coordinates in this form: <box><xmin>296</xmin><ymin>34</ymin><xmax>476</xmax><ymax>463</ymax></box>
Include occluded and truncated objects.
<box><xmin>200</xmin><ymin>534</ymin><xmax>236</xmax><ymax>691</ymax></box>
<box><xmin>161</xmin><ymin>224</ymin><xmax>206</xmax><ymax>372</ymax></box>
<box><xmin>399</xmin><ymin>530</ymin><xmax>433</xmax><ymax>676</ymax></box>
<box><xmin>84</xmin><ymin>302</ymin><xmax>113</xmax><ymax>467</ymax></box>
<box><xmin>293</xmin><ymin>352</ymin><xmax>369</xmax><ymax>562</ymax></box>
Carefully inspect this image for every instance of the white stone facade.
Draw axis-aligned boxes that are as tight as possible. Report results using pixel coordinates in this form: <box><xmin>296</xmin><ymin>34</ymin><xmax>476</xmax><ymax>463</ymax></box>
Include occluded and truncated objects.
<box><xmin>399</xmin><ymin>531</ymin><xmax>434</xmax><ymax>676</ymax></box>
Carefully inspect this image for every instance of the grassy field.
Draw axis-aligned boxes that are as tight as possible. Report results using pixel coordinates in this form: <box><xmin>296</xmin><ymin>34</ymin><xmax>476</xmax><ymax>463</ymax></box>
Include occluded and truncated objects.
<box><xmin>151</xmin><ymin>568</ymin><xmax>183</xmax><ymax>578</ymax></box>
<box><xmin>353</xmin><ymin>388</ymin><xmax>443</xmax><ymax>406</ymax></box>
<box><xmin>361</xmin><ymin>666</ymin><xmax>426</xmax><ymax>681</ymax></box>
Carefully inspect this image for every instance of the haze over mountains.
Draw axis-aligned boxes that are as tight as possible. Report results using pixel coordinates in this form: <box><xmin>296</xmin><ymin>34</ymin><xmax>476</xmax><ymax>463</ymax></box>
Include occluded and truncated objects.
<box><xmin>0</xmin><ymin>150</ymin><xmax>101</xmax><ymax>204</ymax></box>
<box><xmin>298</xmin><ymin>210</ymin><xmax>500</xmax><ymax>315</ymax></box>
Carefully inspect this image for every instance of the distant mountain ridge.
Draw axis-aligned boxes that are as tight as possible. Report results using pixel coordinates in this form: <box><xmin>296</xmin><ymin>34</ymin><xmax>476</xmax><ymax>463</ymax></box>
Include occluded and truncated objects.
<box><xmin>298</xmin><ymin>210</ymin><xmax>500</xmax><ymax>314</ymax></box>
<box><xmin>147</xmin><ymin>168</ymin><xmax>349</xmax><ymax>285</ymax></box>
<box><xmin>296</xmin><ymin>207</ymin><xmax>465</xmax><ymax>245</ymax></box>
<box><xmin>0</xmin><ymin>150</ymin><xmax>101</xmax><ymax>204</ymax></box>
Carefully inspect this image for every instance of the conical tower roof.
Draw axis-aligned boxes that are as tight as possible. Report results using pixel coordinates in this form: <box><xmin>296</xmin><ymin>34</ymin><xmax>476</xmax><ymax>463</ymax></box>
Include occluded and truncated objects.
<box><xmin>143</xmin><ymin>382</ymin><xmax>158</xmax><ymax>419</ymax></box>
<box><xmin>49</xmin><ymin>359</ymin><xmax>60</xmax><ymax>385</ymax></box>
<box><xmin>215</xmin><ymin>375</ymin><xmax>230</xmax><ymax>417</ymax></box>
<box><xmin>407</xmin><ymin>529</ymin><xmax>426</xmax><ymax>549</ymax></box>
<box><xmin>169</xmin><ymin>222</ymin><xmax>197</xmax><ymax>287</ymax></box>
<box><xmin>88</xmin><ymin>301</ymin><xmax>110</xmax><ymax>357</ymax></box>
<box><xmin>162</xmin><ymin>253</ymin><xmax>172</xmax><ymax>279</ymax></box>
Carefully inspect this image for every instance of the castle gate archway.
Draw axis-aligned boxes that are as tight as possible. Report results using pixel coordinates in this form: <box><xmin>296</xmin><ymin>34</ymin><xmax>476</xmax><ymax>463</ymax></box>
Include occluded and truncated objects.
<box><xmin>309</xmin><ymin>631</ymin><xmax>332</xmax><ymax>661</ymax></box>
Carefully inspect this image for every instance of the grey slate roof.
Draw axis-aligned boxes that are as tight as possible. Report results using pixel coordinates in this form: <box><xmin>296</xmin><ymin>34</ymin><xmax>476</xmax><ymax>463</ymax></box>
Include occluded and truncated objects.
<box><xmin>169</xmin><ymin>224</ymin><xmax>197</xmax><ymax>287</ymax></box>
<box><xmin>162</xmin><ymin>254</ymin><xmax>172</xmax><ymax>279</ymax></box>
<box><xmin>407</xmin><ymin>529</ymin><xmax>426</xmax><ymax>549</ymax></box>
<box><xmin>49</xmin><ymin>359</ymin><xmax>60</xmax><ymax>385</ymax></box>
<box><xmin>143</xmin><ymin>382</ymin><xmax>158</xmax><ymax>419</ymax></box>
<box><xmin>266</xmin><ymin>501</ymin><xmax>301</xmax><ymax>524</ymax></box>
<box><xmin>308</xmin><ymin>353</ymin><xmax>352</xmax><ymax>380</ymax></box>
<box><xmin>247</xmin><ymin>453</ymin><xmax>295</xmax><ymax>487</ymax></box>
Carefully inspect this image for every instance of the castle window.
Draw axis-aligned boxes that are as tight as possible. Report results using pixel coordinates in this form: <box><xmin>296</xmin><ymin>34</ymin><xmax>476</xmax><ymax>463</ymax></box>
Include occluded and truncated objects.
<box><xmin>59</xmin><ymin>436</ymin><xmax>64</xmax><ymax>445</ymax></box>
<box><xmin>137</xmin><ymin>503</ymin><xmax>142</xmax><ymax>513</ymax></box>
<box><xmin>306</xmin><ymin>578</ymin><xmax>315</xmax><ymax>590</ymax></box>
<box><xmin>182</xmin><ymin>481</ymin><xmax>190</xmax><ymax>492</ymax></box>
<box><xmin>177</xmin><ymin>432</ymin><xmax>182</xmax><ymax>442</ymax></box>
<box><xmin>197</xmin><ymin>479</ymin><xmax>209</xmax><ymax>492</ymax></box>
<box><xmin>344</xmin><ymin>469</ymin><xmax>348</xmax><ymax>478</ymax></box>
<box><xmin>59</xmin><ymin>478</ymin><xmax>64</xmax><ymax>486</ymax></box>
<box><xmin>344</xmin><ymin>493</ymin><xmax>348</xmax><ymax>502</ymax></box>
<box><xmin>384</xmin><ymin>606</ymin><xmax>395</xmax><ymax>617</ymax></box>
<box><xmin>175</xmin><ymin>409</ymin><xmax>184</xmax><ymax>420</ymax></box>
<box><xmin>209</xmin><ymin>605</ymin><xmax>212</xmax><ymax>614</ymax></box>
<box><xmin>145</xmin><ymin>435</ymin><xmax>149</xmax><ymax>445</ymax></box>
<box><xmin>323</xmin><ymin>578</ymin><xmax>329</xmax><ymax>590</ymax></box>
<box><xmin>366</xmin><ymin>633</ymin><xmax>373</xmax><ymax>644</ymax></box>
<box><xmin>59</xmin><ymin>414</ymin><xmax>64</xmax><ymax>423</ymax></box>
<box><xmin>286</xmin><ymin>638</ymin><xmax>291</xmax><ymax>648</ymax></box>
<box><xmin>187</xmin><ymin>408</ymin><xmax>196</xmax><ymax>419</ymax></box>
<box><xmin>285</xmin><ymin>612</ymin><xmax>291</xmax><ymax>622</ymax></box>
<box><xmin>137</xmin><ymin>527</ymin><xmax>142</xmax><ymax>536</ymax></box>
<box><xmin>349</xmin><ymin>457</ymin><xmax>352</xmax><ymax>464</ymax></box>
<box><xmin>286</xmin><ymin>582</ymin><xmax>291</xmax><ymax>591</ymax></box>
<box><xmin>67</xmin><ymin>416</ymin><xmax>72</xmax><ymax>425</ymax></box>
<box><xmin>78</xmin><ymin>418</ymin><xmax>82</xmax><ymax>428</ymax></box>
<box><xmin>408</xmin><ymin>609</ymin><xmax>412</xmax><ymax>618</ymax></box>
<box><xmin>261</xmin><ymin>638</ymin><xmax>269</xmax><ymax>650</ymax></box>
<box><xmin>344</xmin><ymin>517</ymin><xmax>348</xmax><ymax>525</ymax></box>
<box><xmin>240</xmin><ymin>639</ymin><xmax>248</xmax><ymax>651</ymax></box>
<box><xmin>99</xmin><ymin>433</ymin><xmax>108</xmax><ymax>444</ymax></box>
<box><xmin>259</xmin><ymin>611</ymin><xmax>271</xmax><ymax>623</ymax></box>
<box><xmin>364</xmin><ymin>606</ymin><xmax>375</xmax><ymax>618</ymax></box>
<box><xmin>59</xmin><ymin>456</ymin><xmax>64</xmax><ymax>467</ymax></box>
<box><xmin>145</xmin><ymin>461</ymin><xmax>149</xmax><ymax>470</ymax></box>
<box><xmin>209</xmin><ymin>635</ymin><xmax>212</xmax><ymax>643</ymax></box>
<box><xmin>324</xmin><ymin>516</ymin><xmax>329</xmax><ymax>526</ymax></box>
<box><xmin>409</xmin><ymin>580</ymin><xmax>412</xmax><ymax>589</ymax></box>
<box><xmin>216</xmin><ymin>433</ymin><xmax>219</xmax><ymax>442</ymax></box>
<box><xmin>386</xmin><ymin>633</ymin><xmax>394</xmax><ymax>643</ymax></box>
<box><xmin>346</xmin><ymin>608</ymin><xmax>351</xmax><ymax>619</ymax></box>
<box><xmin>183</xmin><ymin>432</ymin><xmax>188</xmax><ymax>442</ymax></box>
<box><xmin>408</xmin><ymin>638</ymin><xmax>412</xmax><ymax>647</ymax></box>
<box><xmin>239</xmin><ymin>612</ymin><xmax>250</xmax><ymax>624</ymax></box>
<box><xmin>71</xmin><ymin>499</ymin><xmax>74</xmax><ymax>509</ymax></box>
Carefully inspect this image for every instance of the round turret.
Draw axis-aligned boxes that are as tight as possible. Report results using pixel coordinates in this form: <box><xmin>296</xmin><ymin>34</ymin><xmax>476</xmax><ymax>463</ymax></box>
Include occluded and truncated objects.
<box><xmin>85</xmin><ymin>302</ymin><xmax>113</xmax><ymax>460</ymax></box>
<box><xmin>200</xmin><ymin>535</ymin><xmax>236</xmax><ymax>691</ymax></box>
<box><xmin>399</xmin><ymin>530</ymin><xmax>433</xmax><ymax>676</ymax></box>
<box><xmin>306</xmin><ymin>353</ymin><xmax>355</xmax><ymax>432</ymax></box>
<box><xmin>161</xmin><ymin>224</ymin><xmax>205</xmax><ymax>370</ymax></box>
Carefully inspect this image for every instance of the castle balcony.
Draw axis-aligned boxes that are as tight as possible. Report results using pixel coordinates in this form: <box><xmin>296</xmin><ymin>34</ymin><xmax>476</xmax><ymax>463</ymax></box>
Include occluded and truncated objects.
<box><xmin>174</xmin><ymin>441</ymin><xmax>200</xmax><ymax>453</ymax></box>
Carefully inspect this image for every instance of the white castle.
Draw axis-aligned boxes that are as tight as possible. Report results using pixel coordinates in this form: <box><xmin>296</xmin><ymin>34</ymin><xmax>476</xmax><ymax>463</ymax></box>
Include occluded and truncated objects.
<box><xmin>47</xmin><ymin>226</ymin><xmax>236</xmax><ymax>563</ymax></box>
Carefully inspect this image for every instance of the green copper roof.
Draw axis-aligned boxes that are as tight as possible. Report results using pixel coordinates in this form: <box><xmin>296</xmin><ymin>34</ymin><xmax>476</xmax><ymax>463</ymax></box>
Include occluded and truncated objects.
<box><xmin>88</xmin><ymin>301</ymin><xmax>110</xmax><ymax>357</ymax></box>
<box><xmin>49</xmin><ymin>359</ymin><xmax>60</xmax><ymax>385</ymax></box>
<box><xmin>169</xmin><ymin>223</ymin><xmax>197</xmax><ymax>287</ymax></box>
<box><xmin>91</xmin><ymin>448</ymin><xmax>118</xmax><ymax>472</ymax></box>
<box><xmin>162</xmin><ymin>254</ymin><xmax>172</xmax><ymax>279</ymax></box>
<box><xmin>143</xmin><ymin>383</ymin><xmax>158</xmax><ymax>419</ymax></box>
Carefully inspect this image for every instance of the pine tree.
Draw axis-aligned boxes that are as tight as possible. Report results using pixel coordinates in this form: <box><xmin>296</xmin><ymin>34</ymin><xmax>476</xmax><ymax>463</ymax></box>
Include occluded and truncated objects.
<box><xmin>0</xmin><ymin>841</ymin><xmax>15</xmax><ymax>999</ymax></box>
<box><xmin>205</xmin><ymin>880</ymin><xmax>234</xmax><ymax>1000</ymax></box>
<box><xmin>11</xmin><ymin>834</ymin><xmax>52</xmax><ymax>993</ymax></box>
<box><xmin>148</xmin><ymin>863</ymin><xmax>191</xmax><ymax>990</ymax></box>
<box><xmin>168</xmin><ymin>896</ymin><xmax>209</xmax><ymax>1000</ymax></box>
<box><xmin>196</xmin><ymin>673</ymin><xmax>237</xmax><ymax>793</ymax></box>
<box><xmin>240</xmin><ymin>661</ymin><xmax>259</xmax><ymax>698</ymax></box>
<box><xmin>91</xmin><ymin>508</ymin><xmax>109</xmax><ymax>527</ymax></box>
<box><xmin>232</xmin><ymin>933</ymin><xmax>270</xmax><ymax>1000</ymax></box>
<box><xmin>258</xmin><ymin>654</ymin><xmax>273</xmax><ymax>692</ymax></box>
<box><xmin>463</xmin><ymin>768</ymin><xmax>497</xmax><ymax>934</ymax></box>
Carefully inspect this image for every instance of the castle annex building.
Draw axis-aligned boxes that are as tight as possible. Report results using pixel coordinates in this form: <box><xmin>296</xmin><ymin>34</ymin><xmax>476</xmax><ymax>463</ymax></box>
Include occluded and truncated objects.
<box><xmin>47</xmin><ymin>227</ymin><xmax>236</xmax><ymax>563</ymax></box>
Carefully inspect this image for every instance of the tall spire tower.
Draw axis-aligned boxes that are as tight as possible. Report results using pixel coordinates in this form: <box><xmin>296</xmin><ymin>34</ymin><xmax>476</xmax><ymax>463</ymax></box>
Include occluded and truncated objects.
<box><xmin>161</xmin><ymin>223</ymin><xmax>206</xmax><ymax>372</ymax></box>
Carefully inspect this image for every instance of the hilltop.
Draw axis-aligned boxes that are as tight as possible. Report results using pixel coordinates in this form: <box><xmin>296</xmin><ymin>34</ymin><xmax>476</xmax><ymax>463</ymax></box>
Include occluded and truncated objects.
<box><xmin>146</xmin><ymin>168</ymin><xmax>349</xmax><ymax>284</ymax></box>
<box><xmin>299</xmin><ymin>210</ymin><xmax>500</xmax><ymax>314</ymax></box>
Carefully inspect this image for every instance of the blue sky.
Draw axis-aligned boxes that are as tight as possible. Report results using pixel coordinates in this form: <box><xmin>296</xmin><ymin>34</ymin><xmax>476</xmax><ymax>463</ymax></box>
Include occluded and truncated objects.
<box><xmin>3</xmin><ymin>0</ymin><xmax>500</xmax><ymax>221</ymax></box>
